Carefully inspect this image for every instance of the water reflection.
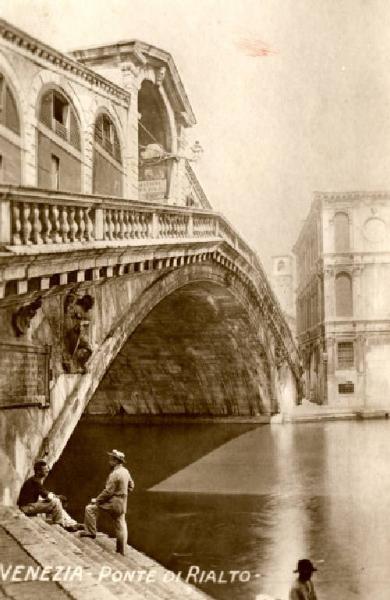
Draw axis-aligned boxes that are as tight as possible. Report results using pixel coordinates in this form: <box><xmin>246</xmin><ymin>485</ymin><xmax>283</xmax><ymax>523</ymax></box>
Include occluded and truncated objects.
<box><xmin>48</xmin><ymin>420</ymin><xmax>390</xmax><ymax>599</ymax></box>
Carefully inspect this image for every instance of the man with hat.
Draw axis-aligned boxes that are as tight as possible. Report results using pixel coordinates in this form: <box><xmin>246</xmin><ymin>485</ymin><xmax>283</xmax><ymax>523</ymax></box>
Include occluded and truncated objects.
<box><xmin>17</xmin><ymin>459</ymin><xmax>81</xmax><ymax>531</ymax></box>
<box><xmin>289</xmin><ymin>559</ymin><xmax>318</xmax><ymax>600</ymax></box>
<box><xmin>81</xmin><ymin>449</ymin><xmax>135</xmax><ymax>555</ymax></box>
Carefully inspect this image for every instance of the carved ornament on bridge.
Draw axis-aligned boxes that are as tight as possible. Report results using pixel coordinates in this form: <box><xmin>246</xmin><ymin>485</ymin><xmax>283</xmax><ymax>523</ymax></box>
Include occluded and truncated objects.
<box><xmin>12</xmin><ymin>297</ymin><xmax>42</xmax><ymax>337</ymax></box>
<box><xmin>63</xmin><ymin>292</ymin><xmax>95</xmax><ymax>374</ymax></box>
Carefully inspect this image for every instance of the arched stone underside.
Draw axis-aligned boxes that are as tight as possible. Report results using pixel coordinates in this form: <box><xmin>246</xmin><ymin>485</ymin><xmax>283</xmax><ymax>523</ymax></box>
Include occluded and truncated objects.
<box><xmin>44</xmin><ymin>261</ymin><xmax>297</xmax><ymax>465</ymax></box>
<box><xmin>88</xmin><ymin>281</ymin><xmax>273</xmax><ymax>416</ymax></box>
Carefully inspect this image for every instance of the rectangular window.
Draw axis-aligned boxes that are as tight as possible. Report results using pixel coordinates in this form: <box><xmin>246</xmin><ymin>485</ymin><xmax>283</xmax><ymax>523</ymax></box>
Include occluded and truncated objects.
<box><xmin>51</xmin><ymin>154</ymin><xmax>60</xmax><ymax>190</ymax></box>
<box><xmin>338</xmin><ymin>382</ymin><xmax>354</xmax><ymax>394</ymax></box>
<box><xmin>338</xmin><ymin>341</ymin><xmax>354</xmax><ymax>368</ymax></box>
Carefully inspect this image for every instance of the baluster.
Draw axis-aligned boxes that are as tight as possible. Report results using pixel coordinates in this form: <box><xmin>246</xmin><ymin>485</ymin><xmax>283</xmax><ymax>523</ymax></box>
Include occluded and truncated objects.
<box><xmin>140</xmin><ymin>214</ymin><xmax>146</xmax><ymax>238</ymax></box>
<box><xmin>133</xmin><ymin>213</ymin><xmax>140</xmax><ymax>238</ymax></box>
<box><xmin>122</xmin><ymin>211</ymin><xmax>129</xmax><ymax>239</ymax></box>
<box><xmin>112</xmin><ymin>209</ymin><xmax>119</xmax><ymax>240</ymax></box>
<box><xmin>42</xmin><ymin>204</ymin><xmax>52</xmax><ymax>244</ymax></box>
<box><xmin>21</xmin><ymin>203</ymin><xmax>32</xmax><ymax>245</ymax></box>
<box><xmin>31</xmin><ymin>203</ymin><xmax>43</xmax><ymax>244</ymax></box>
<box><xmin>106</xmin><ymin>209</ymin><xmax>114</xmax><ymax>240</ymax></box>
<box><xmin>51</xmin><ymin>205</ymin><xmax>62</xmax><ymax>243</ymax></box>
<box><xmin>60</xmin><ymin>206</ymin><xmax>70</xmax><ymax>243</ymax></box>
<box><xmin>111</xmin><ymin>210</ymin><xmax>118</xmax><ymax>240</ymax></box>
<box><xmin>103</xmin><ymin>209</ymin><xmax>109</xmax><ymax>240</ymax></box>
<box><xmin>85</xmin><ymin>208</ymin><xmax>94</xmax><ymax>241</ymax></box>
<box><xmin>159</xmin><ymin>215</ymin><xmax>165</xmax><ymax>238</ymax></box>
<box><xmin>12</xmin><ymin>203</ymin><xmax>22</xmax><ymax>245</ymax></box>
<box><xmin>128</xmin><ymin>212</ymin><xmax>134</xmax><ymax>238</ymax></box>
<box><xmin>118</xmin><ymin>210</ymin><xmax>125</xmax><ymax>240</ymax></box>
<box><xmin>146</xmin><ymin>214</ymin><xmax>152</xmax><ymax>238</ymax></box>
<box><xmin>77</xmin><ymin>207</ymin><xmax>85</xmax><ymax>241</ymax></box>
<box><xmin>138</xmin><ymin>214</ymin><xmax>143</xmax><ymax>238</ymax></box>
<box><xmin>68</xmin><ymin>207</ymin><xmax>77</xmax><ymax>242</ymax></box>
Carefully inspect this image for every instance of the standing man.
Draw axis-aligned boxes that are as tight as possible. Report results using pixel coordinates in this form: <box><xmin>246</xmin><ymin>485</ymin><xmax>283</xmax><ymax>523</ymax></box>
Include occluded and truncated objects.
<box><xmin>289</xmin><ymin>559</ymin><xmax>318</xmax><ymax>600</ymax></box>
<box><xmin>81</xmin><ymin>449</ymin><xmax>135</xmax><ymax>555</ymax></box>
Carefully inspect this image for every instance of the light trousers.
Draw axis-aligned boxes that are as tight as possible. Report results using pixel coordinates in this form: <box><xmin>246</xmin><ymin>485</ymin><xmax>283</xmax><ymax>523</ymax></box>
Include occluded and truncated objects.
<box><xmin>20</xmin><ymin>497</ymin><xmax>76</xmax><ymax>526</ymax></box>
<box><xmin>84</xmin><ymin>502</ymin><xmax>128</xmax><ymax>554</ymax></box>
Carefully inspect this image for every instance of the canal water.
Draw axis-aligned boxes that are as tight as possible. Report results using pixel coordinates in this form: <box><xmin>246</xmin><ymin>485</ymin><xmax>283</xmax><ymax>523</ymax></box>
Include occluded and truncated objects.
<box><xmin>48</xmin><ymin>420</ymin><xmax>390</xmax><ymax>599</ymax></box>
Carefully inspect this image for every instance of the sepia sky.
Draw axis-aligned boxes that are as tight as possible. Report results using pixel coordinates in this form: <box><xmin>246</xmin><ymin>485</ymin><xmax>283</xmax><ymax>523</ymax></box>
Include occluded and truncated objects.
<box><xmin>2</xmin><ymin>0</ymin><xmax>390</xmax><ymax>272</ymax></box>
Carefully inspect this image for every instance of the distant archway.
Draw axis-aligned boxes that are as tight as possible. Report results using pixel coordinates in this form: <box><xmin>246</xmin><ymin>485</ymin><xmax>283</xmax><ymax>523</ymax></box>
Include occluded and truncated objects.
<box><xmin>138</xmin><ymin>80</ymin><xmax>173</xmax><ymax>200</ymax></box>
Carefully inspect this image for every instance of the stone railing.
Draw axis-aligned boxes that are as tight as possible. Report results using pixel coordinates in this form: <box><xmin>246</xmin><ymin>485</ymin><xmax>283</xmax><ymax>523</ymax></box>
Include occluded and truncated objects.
<box><xmin>0</xmin><ymin>186</ymin><xmax>223</xmax><ymax>247</ymax></box>
<box><xmin>0</xmin><ymin>186</ymin><xmax>268</xmax><ymax>270</ymax></box>
<box><xmin>183</xmin><ymin>161</ymin><xmax>211</xmax><ymax>209</ymax></box>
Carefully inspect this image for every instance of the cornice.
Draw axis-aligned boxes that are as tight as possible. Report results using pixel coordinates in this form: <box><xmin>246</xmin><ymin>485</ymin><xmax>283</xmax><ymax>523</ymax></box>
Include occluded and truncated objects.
<box><xmin>71</xmin><ymin>40</ymin><xmax>196</xmax><ymax>126</ymax></box>
<box><xmin>0</xmin><ymin>19</ymin><xmax>130</xmax><ymax>105</ymax></box>
<box><xmin>314</xmin><ymin>190</ymin><xmax>390</xmax><ymax>204</ymax></box>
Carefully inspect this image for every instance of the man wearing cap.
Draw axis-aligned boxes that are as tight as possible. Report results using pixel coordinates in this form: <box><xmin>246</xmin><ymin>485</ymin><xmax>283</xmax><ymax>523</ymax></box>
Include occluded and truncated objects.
<box><xmin>81</xmin><ymin>449</ymin><xmax>135</xmax><ymax>555</ymax></box>
<box><xmin>289</xmin><ymin>559</ymin><xmax>318</xmax><ymax>600</ymax></box>
<box><xmin>17</xmin><ymin>459</ymin><xmax>81</xmax><ymax>531</ymax></box>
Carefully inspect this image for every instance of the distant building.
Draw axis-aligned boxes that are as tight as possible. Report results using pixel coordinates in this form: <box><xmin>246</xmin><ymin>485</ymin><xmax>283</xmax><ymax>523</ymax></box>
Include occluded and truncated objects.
<box><xmin>294</xmin><ymin>191</ymin><xmax>390</xmax><ymax>408</ymax></box>
<box><xmin>271</xmin><ymin>255</ymin><xmax>296</xmax><ymax>337</ymax></box>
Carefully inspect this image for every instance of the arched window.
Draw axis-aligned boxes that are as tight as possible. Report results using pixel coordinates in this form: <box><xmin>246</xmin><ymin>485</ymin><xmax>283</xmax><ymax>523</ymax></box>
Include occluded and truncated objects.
<box><xmin>334</xmin><ymin>212</ymin><xmax>350</xmax><ymax>252</ymax></box>
<box><xmin>39</xmin><ymin>89</ymin><xmax>80</xmax><ymax>150</ymax></box>
<box><xmin>0</xmin><ymin>73</ymin><xmax>21</xmax><ymax>184</ymax></box>
<box><xmin>37</xmin><ymin>88</ymin><xmax>81</xmax><ymax>192</ymax></box>
<box><xmin>0</xmin><ymin>74</ymin><xmax>20</xmax><ymax>134</ymax></box>
<box><xmin>93</xmin><ymin>113</ymin><xmax>123</xmax><ymax>197</ymax></box>
<box><xmin>277</xmin><ymin>259</ymin><xmax>285</xmax><ymax>272</ymax></box>
<box><xmin>335</xmin><ymin>272</ymin><xmax>353</xmax><ymax>316</ymax></box>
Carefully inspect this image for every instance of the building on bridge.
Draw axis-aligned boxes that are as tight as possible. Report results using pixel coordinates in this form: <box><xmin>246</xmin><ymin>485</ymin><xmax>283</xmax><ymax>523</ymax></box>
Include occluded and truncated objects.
<box><xmin>0</xmin><ymin>19</ymin><xmax>300</xmax><ymax>505</ymax></box>
<box><xmin>294</xmin><ymin>191</ymin><xmax>390</xmax><ymax>409</ymax></box>
<box><xmin>0</xmin><ymin>18</ymin><xmax>209</xmax><ymax>207</ymax></box>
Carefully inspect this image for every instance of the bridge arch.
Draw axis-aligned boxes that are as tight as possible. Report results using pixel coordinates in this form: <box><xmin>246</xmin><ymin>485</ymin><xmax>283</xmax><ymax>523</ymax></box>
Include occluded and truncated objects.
<box><xmin>87</xmin><ymin>277</ymin><xmax>274</xmax><ymax>417</ymax></box>
<box><xmin>42</xmin><ymin>260</ymin><xmax>297</xmax><ymax>469</ymax></box>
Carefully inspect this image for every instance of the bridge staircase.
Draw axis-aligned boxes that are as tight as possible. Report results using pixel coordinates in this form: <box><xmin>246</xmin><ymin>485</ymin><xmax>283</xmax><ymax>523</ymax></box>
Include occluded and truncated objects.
<box><xmin>0</xmin><ymin>506</ymin><xmax>210</xmax><ymax>600</ymax></box>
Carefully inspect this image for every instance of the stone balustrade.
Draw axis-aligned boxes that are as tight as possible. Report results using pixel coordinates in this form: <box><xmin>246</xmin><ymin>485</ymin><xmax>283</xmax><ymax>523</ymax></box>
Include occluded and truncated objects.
<box><xmin>103</xmin><ymin>207</ymin><xmax>153</xmax><ymax>240</ymax></box>
<box><xmin>0</xmin><ymin>186</ymin><xmax>254</xmax><ymax>254</ymax></box>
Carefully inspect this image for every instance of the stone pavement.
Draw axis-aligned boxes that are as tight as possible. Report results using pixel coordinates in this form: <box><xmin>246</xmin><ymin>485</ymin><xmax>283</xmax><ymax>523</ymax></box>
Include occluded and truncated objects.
<box><xmin>279</xmin><ymin>399</ymin><xmax>390</xmax><ymax>423</ymax></box>
<box><xmin>0</xmin><ymin>507</ymin><xmax>211</xmax><ymax>600</ymax></box>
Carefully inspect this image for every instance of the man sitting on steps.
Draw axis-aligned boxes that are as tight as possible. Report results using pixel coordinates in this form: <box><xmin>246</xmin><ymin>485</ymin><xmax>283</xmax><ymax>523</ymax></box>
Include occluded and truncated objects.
<box><xmin>80</xmin><ymin>449</ymin><xmax>135</xmax><ymax>555</ymax></box>
<box><xmin>17</xmin><ymin>459</ymin><xmax>82</xmax><ymax>532</ymax></box>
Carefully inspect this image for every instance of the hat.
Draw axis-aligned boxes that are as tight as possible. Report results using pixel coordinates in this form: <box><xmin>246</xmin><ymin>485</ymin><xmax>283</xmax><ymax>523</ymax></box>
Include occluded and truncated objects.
<box><xmin>107</xmin><ymin>449</ymin><xmax>126</xmax><ymax>463</ymax></box>
<box><xmin>294</xmin><ymin>559</ymin><xmax>317</xmax><ymax>574</ymax></box>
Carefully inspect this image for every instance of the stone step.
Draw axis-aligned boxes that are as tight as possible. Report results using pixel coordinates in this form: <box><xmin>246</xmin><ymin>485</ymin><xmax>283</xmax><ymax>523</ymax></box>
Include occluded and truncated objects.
<box><xmin>95</xmin><ymin>536</ymin><xmax>210</xmax><ymax>600</ymax></box>
<box><xmin>0</xmin><ymin>508</ymin><xmax>211</xmax><ymax>600</ymax></box>
<box><xmin>31</xmin><ymin>518</ymin><xmax>145</xmax><ymax>600</ymax></box>
<box><xmin>0</xmin><ymin>511</ymin><xmax>118</xmax><ymax>600</ymax></box>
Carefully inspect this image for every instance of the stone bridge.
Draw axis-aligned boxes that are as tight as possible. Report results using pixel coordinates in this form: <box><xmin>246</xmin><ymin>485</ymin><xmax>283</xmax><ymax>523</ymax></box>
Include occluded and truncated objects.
<box><xmin>0</xmin><ymin>184</ymin><xmax>300</xmax><ymax>503</ymax></box>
